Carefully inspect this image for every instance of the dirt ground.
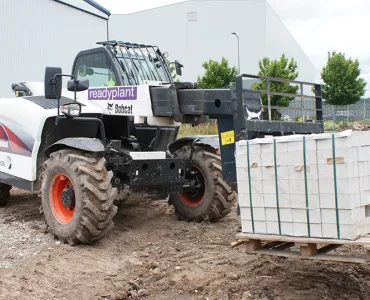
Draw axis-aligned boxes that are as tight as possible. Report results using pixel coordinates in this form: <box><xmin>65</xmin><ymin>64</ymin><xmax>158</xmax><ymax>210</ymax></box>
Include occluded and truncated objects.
<box><xmin>1</xmin><ymin>189</ymin><xmax>370</xmax><ymax>300</ymax></box>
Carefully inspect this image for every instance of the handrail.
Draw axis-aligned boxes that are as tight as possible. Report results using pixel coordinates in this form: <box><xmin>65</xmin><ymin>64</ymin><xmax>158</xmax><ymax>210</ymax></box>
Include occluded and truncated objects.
<box><xmin>236</xmin><ymin>74</ymin><xmax>323</xmax><ymax>122</ymax></box>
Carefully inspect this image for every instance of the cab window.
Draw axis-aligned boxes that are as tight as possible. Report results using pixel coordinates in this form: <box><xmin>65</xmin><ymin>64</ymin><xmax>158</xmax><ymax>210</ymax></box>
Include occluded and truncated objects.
<box><xmin>74</xmin><ymin>52</ymin><xmax>117</xmax><ymax>87</ymax></box>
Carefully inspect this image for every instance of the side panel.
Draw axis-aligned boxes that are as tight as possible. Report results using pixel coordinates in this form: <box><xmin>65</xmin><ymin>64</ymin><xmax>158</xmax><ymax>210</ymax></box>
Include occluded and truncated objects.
<box><xmin>0</xmin><ymin>98</ymin><xmax>46</xmax><ymax>182</ymax></box>
<box><xmin>81</xmin><ymin>85</ymin><xmax>177</xmax><ymax>126</ymax></box>
<box><xmin>0</xmin><ymin>152</ymin><xmax>34</xmax><ymax>184</ymax></box>
<box><xmin>0</xmin><ymin>96</ymin><xmax>102</xmax><ymax>184</ymax></box>
<box><xmin>86</xmin><ymin>85</ymin><xmax>144</xmax><ymax>116</ymax></box>
<box><xmin>0</xmin><ymin>117</ymin><xmax>35</xmax><ymax>185</ymax></box>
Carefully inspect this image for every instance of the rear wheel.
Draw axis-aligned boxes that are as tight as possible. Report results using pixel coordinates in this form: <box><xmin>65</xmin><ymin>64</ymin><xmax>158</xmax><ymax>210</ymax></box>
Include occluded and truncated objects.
<box><xmin>40</xmin><ymin>149</ymin><xmax>117</xmax><ymax>245</ymax></box>
<box><xmin>0</xmin><ymin>183</ymin><xmax>11</xmax><ymax>207</ymax></box>
<box><xmin>169</xmin><ymin>145</ymin><xmax>237</xmax><ymax>222</ymax></box>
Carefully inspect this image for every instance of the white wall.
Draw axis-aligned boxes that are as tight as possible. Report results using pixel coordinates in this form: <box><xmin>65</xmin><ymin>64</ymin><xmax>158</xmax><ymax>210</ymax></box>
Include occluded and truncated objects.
<box><xmin>0</xmin><ymin>0</ymin><xmax>107</xmax><ymax>98</ymax></box>
<box><xmin>110</xmin><ymin>0</ymin><xmax>267</xmax><ymax>82</ymax></box>
<box><xmin>0</xmin><ymin>0</ymin><xmax>314</xmax><ymax>99</ymax></box>
<box><xmin>265</xmin><ymin>3</ymin><xmax>315</xmax><ymax>82</ymax></box>
<box><xmin>109</xmin><ymin>0</ymin><xmax>315</xmax><ymax>83</ymax></box>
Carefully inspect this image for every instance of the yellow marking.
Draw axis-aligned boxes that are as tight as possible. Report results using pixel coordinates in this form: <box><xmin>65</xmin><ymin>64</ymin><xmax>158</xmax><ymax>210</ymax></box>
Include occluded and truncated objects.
<box><xmin>220</xmin><ymin>130</ymin><xmax>235</xmax><ymax>145</ymax></box>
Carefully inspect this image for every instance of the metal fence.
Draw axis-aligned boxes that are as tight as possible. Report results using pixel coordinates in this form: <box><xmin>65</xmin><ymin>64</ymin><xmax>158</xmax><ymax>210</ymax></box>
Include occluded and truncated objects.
<box><xmin>279</xmin><ymin>97</ymin><xmax>317</xmax><ymax>121</ymax></box>
<box><xmin>280</xmin><ymin>98</ymin><xmax>370</xmax><ymax>122</ymax></box>
<box><xmin>321</xmin><ymin>99</ymin><xmax>370</xmax><ymax>122</ymax></box>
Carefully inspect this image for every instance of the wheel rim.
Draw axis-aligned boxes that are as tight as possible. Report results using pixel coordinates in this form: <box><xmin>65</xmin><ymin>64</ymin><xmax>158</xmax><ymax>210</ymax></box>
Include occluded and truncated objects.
<box><xmin>49</xmin><ymin>174</ymin><xmax>75</xmax><ymax>224</ymax></box>
<box><xmin>178</xmin><ymin>165</ymin><xmax>205</xmax><ymax>207</ymax></box>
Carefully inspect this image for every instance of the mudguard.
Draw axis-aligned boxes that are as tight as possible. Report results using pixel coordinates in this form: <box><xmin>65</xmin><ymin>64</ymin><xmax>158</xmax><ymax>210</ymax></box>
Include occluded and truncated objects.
<box><xmin>168</xmin><ymin>135</ymin><xmax>219</xmax><ymax>154</ymax></box>
<box><xmin>44</xmin><ymin>137</ymin><xmax>105</xmax><ymax>157</ymax></box>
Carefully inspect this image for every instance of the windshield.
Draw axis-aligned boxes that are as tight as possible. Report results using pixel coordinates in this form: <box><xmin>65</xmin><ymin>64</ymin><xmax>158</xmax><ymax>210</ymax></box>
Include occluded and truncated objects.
<box><xmin>115</xmin><ymin>46</ymin><xmax>172</xmax><ymax>85</ymax></box>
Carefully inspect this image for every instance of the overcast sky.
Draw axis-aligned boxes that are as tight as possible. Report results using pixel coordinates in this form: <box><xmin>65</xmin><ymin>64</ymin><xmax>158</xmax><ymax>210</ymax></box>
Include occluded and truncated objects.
<box><xmin>98</xmin><ymin>0</ymin><xmax>370</xmax><ymax>94</ymax></box>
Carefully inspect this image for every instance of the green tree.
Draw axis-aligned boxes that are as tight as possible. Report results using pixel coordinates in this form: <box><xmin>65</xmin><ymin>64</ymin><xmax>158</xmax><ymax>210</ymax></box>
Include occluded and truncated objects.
<box><xmin>321</xmin><ymin>51</ymin><xmax>366</xmax><ymax>105</ymax></box>
<box><xmin>252</xmin><ymin>54</ymin><xmax>299</xmax><ymax>120</ymax></box>
<box><xmin>197</xmin><ymin>57</ymin><xmax>238</xmax><ymax>89</ymax></box>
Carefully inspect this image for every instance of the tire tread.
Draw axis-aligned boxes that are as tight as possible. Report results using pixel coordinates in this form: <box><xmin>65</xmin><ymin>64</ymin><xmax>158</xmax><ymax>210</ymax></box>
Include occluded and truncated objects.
<box><xmin>40</xmin><ymin>150</ymin><xmax>117</xmax><ymax>245</ymax></box>
<box><xmin>170</xmin><ymin>145</ymin><xmax>237</xmax><ymax>222</ymax></box>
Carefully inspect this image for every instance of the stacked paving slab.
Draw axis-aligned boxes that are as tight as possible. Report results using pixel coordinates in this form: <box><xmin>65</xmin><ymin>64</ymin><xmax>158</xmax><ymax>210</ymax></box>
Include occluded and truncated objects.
<box><xmin>236</xmin><ymin>130</ymin><xmax>370</xmax><ymax>240</ymax></box>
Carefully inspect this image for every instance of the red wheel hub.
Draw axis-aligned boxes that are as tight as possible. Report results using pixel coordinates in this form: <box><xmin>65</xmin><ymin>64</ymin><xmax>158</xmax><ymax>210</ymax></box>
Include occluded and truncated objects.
<box><xmin>178</xmin><ymin>165</ymin><xmax>205</xmax><ymax>207</ymax></box>
<box><xmin>49</xmin><ymin>174</ymin><xmax>75</xmax><ymax>224</ymax></box>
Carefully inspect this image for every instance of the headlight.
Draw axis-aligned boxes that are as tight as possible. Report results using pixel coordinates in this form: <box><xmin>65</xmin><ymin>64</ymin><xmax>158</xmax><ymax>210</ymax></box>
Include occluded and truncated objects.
<box><xmin>61</xmin><ymin>103</ymin><xmax>81</xmax><ymax>117</ymax></box>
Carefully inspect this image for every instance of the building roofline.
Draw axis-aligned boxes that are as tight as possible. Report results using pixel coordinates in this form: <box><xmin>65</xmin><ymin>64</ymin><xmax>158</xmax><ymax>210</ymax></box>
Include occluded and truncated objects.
<box><xmin>112</xmin><ymin>0</ymin><xmax>261</xmax><ymax>16</ymax></box>
<box><xmin>84</xmin><ymin>0</ymin><xmax>111</xmax><ymax>16</ymax></box>
<box><xmin>112</xmin><ymin>0</ymin><xmax>188</xmax><ymax>15</ymax></box>
<box><xmin>53</xmin><ymin>0</ymin><xmax>110</xmax><ymax>20</ymax></box>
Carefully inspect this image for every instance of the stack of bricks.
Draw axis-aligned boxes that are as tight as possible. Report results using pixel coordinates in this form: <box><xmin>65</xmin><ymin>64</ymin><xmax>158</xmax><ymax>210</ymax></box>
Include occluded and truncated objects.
<box><xmin>236</xmin><ymin>130</ymin><xmax>370</xmax><ymax>240</ymax></box>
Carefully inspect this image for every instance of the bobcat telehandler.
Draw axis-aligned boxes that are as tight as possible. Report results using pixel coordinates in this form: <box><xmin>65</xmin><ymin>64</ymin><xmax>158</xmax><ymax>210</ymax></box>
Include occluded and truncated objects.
<box><xmin>0</xmin><ymin>40</ymin><xmax>324</xmax><ymax>245</ymax></box>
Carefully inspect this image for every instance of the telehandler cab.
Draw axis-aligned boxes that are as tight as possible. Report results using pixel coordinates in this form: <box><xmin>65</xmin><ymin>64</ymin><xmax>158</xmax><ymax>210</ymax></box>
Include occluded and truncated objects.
<box><xmin>0</xmin><ymin>40</ymin><xmax>324</xmax><ymax>245</ymax></box>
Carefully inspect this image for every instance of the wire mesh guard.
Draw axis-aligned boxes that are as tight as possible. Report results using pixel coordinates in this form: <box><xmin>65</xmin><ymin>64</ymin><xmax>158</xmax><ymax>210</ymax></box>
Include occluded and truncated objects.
<box><xmin>97</xmin><ymin>40</ymin><xmax>173</xmax><ymax>85</ymax></box>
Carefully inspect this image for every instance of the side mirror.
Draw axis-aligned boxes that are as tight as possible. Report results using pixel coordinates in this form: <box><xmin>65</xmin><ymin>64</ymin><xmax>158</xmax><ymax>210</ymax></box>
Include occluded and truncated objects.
<box><xmin>67</xmin><ymin>79</ymin><xmax>89</xmax><ymax>92</ymax></box>
<box><xmin>175</xmin><ymin>60</ymin><xmax>183</xmax><ymax>76</ymax></box>
<box><xmin>78</xmin><ymin>65</ymin><xmax>94</xmax><ymax>77</ymax></box>
<box><xmin>44</xmin><ymin>67</ymin><xmax>62</xmax><ymax>99</ymax></box>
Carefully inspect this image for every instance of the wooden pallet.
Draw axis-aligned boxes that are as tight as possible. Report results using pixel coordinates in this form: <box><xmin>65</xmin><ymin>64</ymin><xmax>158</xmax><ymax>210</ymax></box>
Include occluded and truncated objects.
<box><xmin>234</xmin><ymin>233</ymin><xmax>370</xmax><ymax>264</ymax></box>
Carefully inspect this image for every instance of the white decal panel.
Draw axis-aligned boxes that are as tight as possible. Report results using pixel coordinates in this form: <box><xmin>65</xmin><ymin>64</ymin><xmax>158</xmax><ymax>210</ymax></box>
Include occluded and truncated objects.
<box><xmin>86</xmin><ymin>85</ymin><xmax>152</xmax><ymax>117</ymax></box>
<box><xmin>0</xmin><ymin>152</ymin><xmax>34</xmax><ymax>181</ymax></box>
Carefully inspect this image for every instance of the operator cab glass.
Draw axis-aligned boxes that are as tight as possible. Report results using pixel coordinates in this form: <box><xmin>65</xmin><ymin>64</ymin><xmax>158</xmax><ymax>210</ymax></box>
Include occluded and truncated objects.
<box><xmin>116</xmin><ymin>48</ymin><xmax>171</xmax><ymax>85</ymax></box>
<box><xmin>74</xmin><ymin>52</ymin><xmax>117</xmax><ymax>87</ymax></box>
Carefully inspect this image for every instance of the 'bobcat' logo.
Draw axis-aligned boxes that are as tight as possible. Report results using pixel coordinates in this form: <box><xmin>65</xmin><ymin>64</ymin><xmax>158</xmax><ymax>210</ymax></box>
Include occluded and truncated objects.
<box><xmin>107</xmin><ymin>102</ymin><xmax>114</xmax><ymax>113</ymax></box>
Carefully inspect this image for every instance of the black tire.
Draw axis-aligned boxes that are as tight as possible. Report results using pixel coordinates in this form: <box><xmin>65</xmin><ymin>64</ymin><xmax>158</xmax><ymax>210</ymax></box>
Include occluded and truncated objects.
<box><xmin>0</xmin><ymin>183</ymin><xmax>11</xmax><ymax>207</ymax></box>
<box><xmin>169</xmin><ymin>145</ymin><xmax>237</xmax><ymax>222</ymax></box>
<box><xmin>40</xmin><ymin>149</ymin><xmax>117</xmax><ymax>245</ymax></box>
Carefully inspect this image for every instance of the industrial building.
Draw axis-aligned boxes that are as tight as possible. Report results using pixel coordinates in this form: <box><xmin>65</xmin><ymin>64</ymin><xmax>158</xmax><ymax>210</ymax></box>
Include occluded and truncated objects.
<box><xmin>109</xmin><ymin>0</ymin><xmax>315</xmax><ymax>83</ymax></box>
<box><xmin>0</xmin><ymin>0</ymin><xmax>110</xmax><ymax>97</ymax></box>
<box><xmin>0</xmin><ymin>0</ymin><xmax>314</xmax><ymax>97</ymax></box>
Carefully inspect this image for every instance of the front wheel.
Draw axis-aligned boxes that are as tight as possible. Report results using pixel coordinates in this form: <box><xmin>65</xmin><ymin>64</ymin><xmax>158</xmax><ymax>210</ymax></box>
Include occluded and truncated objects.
<box><xmin>169</xmin><ymin>145</ymin><xmax>237</xmax><ymax>222</ymax></box>
<box><xmin>40</xmin><ymin>150</ymin><xmax>117</xmax><ymax>245</ymax></box>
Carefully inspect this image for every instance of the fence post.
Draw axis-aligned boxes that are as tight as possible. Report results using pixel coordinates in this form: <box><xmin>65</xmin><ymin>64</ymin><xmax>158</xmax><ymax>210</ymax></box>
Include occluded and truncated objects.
<box><xmin>267</xmin><ymin>78</ymin><xmax>272</xmax><ymax>121</ymax></box>
<box><xmin>347</xmin><ymin>104</ymin><xmax>349</xmax><ymax>123</ymax></box>
<box><xmin>364</xmin><ymin>98</ymin><xmax>366</xmax><ymax>120</ymax></box>
<box><xmin>300</xmin><ymin>82</ymin><xmax>305</xmax><ymax>122</ymax></box>
<box><xmin>332</xmin><ymin>105</ymin><xmax>335</xmax><ymax>132</ymax></box>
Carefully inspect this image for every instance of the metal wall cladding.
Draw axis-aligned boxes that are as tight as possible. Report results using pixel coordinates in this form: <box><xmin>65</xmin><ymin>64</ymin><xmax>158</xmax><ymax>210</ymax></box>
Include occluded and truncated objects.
<box><xmin>0</xmin><ymin>0</ymin><xmax>107</xmax><ymax>98</ymax></box>
<box><xmin>109</xmin><ymin>0</ymin><xmax>315</xmax><ymax>83</ymax></box>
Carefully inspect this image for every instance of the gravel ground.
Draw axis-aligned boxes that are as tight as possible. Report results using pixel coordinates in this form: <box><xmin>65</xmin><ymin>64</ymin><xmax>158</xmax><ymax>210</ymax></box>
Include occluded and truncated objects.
<box><xmin>0</xmin><ymin>189</ymin><xmax>50</xmax><ymax>269</ymax></box>
<box><xmin>1</xmin><ymin>189</ymin><xmax>370</xmax><ymax>299</ymax></box>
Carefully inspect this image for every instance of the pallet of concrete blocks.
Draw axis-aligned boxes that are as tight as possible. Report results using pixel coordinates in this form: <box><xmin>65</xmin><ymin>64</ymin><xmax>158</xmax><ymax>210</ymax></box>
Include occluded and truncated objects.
<box><xmin>235</xmin><ymin>129</ymin><xmax>370</xmax><ymax>241</ymax></box>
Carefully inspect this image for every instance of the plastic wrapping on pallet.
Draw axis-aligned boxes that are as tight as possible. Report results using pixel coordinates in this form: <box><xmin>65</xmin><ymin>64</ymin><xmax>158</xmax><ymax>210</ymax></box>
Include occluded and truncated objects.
<box><xmin>236</xmin><ymin>130</ymin><xmax>370</xmax><ymax>240</ymax></box>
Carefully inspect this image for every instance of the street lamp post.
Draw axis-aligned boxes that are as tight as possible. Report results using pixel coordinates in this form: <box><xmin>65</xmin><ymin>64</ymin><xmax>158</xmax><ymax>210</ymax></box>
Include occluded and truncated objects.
<box><xmin>231</xmin><ymin>32</ymin><xmax>240</xmax><ymax>74</ymax></box>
